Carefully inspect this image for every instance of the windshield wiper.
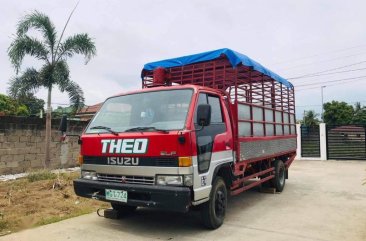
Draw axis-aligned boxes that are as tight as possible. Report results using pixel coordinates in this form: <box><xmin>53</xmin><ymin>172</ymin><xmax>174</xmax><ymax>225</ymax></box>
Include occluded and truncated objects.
<box><xmin>124</xmin><ymin>126</ymin><xmax>169</xmax><ymax>134</ymax></box>
<box><xmin>90</xmin><ymin>126</ymin><xmax>119</xmax><ymax>136</ymax></box>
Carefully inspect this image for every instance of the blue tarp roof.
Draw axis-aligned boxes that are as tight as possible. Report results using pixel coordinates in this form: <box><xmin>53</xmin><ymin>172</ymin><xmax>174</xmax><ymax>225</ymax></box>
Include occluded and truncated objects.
<box><xmin>143</xmin><ymin>48</ymin><xmax>293</xmax><ymax>88</ymax></box>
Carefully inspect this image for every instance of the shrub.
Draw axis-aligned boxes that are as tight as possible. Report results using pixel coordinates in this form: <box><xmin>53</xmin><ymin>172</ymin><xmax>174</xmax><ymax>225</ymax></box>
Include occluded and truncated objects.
<box><xmin>27</xmin><ymin>170</ymin><xmax>57</xmax><ymax>182</ymax></box>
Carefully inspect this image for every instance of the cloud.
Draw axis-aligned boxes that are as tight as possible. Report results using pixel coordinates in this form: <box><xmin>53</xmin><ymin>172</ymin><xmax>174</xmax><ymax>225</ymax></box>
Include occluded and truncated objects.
<box><xmin>1</xmin><ymin>0</ymin><xmax>366</xmax><ymax>117</ymax></box>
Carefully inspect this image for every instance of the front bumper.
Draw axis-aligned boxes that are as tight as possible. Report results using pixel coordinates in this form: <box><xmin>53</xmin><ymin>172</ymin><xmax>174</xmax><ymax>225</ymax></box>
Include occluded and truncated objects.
<box><xmin>74</xmin><ymin>179</ymin><xmax>192</xmax><ymax>212</ymax></box>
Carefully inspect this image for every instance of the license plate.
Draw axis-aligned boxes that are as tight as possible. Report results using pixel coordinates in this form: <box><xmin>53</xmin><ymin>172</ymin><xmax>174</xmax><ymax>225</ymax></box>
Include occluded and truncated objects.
<box><xmin>105</xmin><ymin>189</ymin><xmax>127</xmax><ymax>203</ymax></box>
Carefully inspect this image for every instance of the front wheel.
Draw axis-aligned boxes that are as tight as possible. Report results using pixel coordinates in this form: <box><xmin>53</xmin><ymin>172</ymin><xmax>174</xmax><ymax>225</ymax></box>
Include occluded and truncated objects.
<box><xmin>201</xmin><ymin>177</ymin><xmax>227</xmax><ymax>229</ymax></box>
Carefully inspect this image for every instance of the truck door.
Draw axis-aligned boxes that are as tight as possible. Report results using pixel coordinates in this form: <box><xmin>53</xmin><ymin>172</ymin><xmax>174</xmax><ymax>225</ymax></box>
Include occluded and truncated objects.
<box><xmin>194</xmin><ymin>93</ymin><xmax>227</xmax><ymax>173</ymax></box>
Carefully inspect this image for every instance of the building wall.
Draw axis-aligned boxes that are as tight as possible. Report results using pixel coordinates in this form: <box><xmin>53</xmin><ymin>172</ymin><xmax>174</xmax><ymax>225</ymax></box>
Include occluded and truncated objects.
<box><xmin>0</xmin><ymin>116</ymin><xmax>89</xmax><ymax>174</ymax></box>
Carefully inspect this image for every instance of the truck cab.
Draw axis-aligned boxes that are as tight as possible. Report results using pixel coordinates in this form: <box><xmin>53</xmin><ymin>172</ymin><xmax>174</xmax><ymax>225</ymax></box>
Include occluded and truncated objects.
<box><xmin>74</xmin><ymin>85</ymin><xmax>234</xmax><ymax>226</ymax></box>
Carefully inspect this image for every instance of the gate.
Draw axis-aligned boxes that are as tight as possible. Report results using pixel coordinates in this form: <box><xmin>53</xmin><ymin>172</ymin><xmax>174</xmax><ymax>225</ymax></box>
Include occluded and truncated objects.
<box><xmin>326</xmin><ymin>125</ymin><xmax>366</xmax><ymax>160</ymax></box>
<box><xmin>301</xmin><ymin>125</ymin><xmax>320</xmax><ymax>157</ymax></box>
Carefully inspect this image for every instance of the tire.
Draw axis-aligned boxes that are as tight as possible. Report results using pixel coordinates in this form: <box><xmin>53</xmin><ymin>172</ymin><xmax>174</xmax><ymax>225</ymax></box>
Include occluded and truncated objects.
<box><xmin>272</xmin><ymin>160</ymin><xmax>286</xmax><ymax>192</ymax></box>
<box><xmin>201</xmin><ymin>177</ymin><xmax>227</xmax><ymax>229</ymax></box>
<box><xmin>111</xmin><ymin>203</ymin><xmax>137</xmax><ymax>213</ymax></box>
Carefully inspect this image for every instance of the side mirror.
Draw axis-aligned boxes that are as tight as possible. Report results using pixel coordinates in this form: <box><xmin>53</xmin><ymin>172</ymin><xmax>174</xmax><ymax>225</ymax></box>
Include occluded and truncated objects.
<box><xmin>196</xmin><ymin>104</ymin><xmax>211</xmax><ymax>126</ymax></box>
<box><xmin>59</xmin><ymin>115</ymin><xmax>68</xmax><ymax>133</ymax></box>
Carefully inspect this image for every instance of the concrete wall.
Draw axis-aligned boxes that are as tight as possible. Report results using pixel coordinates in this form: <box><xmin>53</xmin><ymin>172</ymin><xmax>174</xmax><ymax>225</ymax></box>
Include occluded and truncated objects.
<box><xmin>0</xmin><ymin>116</ymin><xmax>88</xmax><ymax>174</ymax></box>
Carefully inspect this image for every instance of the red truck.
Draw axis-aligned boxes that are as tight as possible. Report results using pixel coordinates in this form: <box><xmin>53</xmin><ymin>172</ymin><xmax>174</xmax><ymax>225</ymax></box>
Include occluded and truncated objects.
<box><xmin>71</xmin><ymin>48</ymin><xmax>296</xmax><ymax>229</ymax></box>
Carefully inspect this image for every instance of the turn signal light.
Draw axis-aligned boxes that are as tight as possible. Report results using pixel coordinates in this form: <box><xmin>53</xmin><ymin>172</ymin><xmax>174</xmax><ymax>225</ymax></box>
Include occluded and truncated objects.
<box><xmin>178</xmin><ymin>156</ymin><xmax>192</xmax><ymax>167</ymax></box>
<box><xmin>78</xmin><ymin>155</ymin><xmax>84</xmax><ymax>165</ymax></box>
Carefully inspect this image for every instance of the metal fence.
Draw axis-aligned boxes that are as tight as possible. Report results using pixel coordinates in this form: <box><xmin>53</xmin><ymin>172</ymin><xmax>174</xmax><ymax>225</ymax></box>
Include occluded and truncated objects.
<box><xmin>326</xmin><ymin>125</ymin><xmax>366</xmax><ymax>160</ymax></box>
<box><xmin>301</xmin><ymin>125</ymin><xmax>320</xmax><ymax>157</ymax></box>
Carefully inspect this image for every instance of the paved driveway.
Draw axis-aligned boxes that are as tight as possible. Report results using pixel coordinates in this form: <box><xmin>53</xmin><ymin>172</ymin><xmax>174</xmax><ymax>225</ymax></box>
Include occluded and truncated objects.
<box><xmin>1</xmin><ymin>160</ymin><xmax>366</xmax><ymax>241</ymax></box>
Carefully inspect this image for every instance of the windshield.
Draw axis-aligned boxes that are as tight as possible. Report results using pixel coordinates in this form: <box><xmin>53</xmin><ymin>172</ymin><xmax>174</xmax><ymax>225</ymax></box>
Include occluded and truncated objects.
<box><xmin>86</xmin><ymin>89</ymin><xmax>193</xmax><ymax>134</ymax></box>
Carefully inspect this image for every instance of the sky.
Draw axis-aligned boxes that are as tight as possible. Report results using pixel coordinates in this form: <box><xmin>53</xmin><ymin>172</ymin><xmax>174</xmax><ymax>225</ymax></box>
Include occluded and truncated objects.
<box><xmin>1</xmin><ymin>0</ymin><xmax>366</xmax><ymax>119</ymax></box>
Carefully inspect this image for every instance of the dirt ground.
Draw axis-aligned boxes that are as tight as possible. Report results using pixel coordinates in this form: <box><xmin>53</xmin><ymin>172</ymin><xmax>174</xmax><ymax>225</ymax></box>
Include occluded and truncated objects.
<box><xmin>0</xmin><ymin>171</ymin><xmax>108</xmax><ymax>235</ymax></box>
<box><xmin>1</xmin><ymin>160</ymin><xmax>366</xmax><ymax>241</ymax></box>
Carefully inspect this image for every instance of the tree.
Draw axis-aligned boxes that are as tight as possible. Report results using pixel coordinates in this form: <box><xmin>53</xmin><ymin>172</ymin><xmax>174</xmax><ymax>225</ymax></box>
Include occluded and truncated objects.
<box><xmin>8</xmin><ymin>10</ymin><xmax>96</xmax><ymax>167</ymax></box>
<box><xmin>9</xmin><ymin>91</ymin><xmax>45</xmax><ymax>116</ymax></box>
<box><xmin>52</xmin><ymin>106</ymin><xmax>75</xmax><ymax>118</ymax></box>
<box><xmin>0</xmin><ymin>93</ymin><xmax>29</xmax><ymax>116</ymax></box>
<box><xmin>16</xmin><ymin>105</ymin><xmax>30</xmax><ymax>116</ymax></box>
<box><xmin>0</xmin><ymin>94</ymin><xmax>17</xmax><ymax>115</ymax></box>
<box><xmin>303</xmin><ymin>110</ymin><xmax>320</xmax><ymax>126</ymax></box>
<box><xmin>323</xmin><ymin>101</ymin><xmax>354</xmax><ymax>125</ymax></box>
<box><xmin>352</xmin><ymin>102</ymin><xmax>366</xmax><ymax>125</ymax></box>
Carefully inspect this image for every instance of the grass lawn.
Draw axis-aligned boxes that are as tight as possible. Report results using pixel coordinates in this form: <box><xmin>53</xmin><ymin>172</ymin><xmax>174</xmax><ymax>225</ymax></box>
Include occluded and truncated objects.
<box><xmin>0</xmin><ymin>170</ymin><xmax>109</xmax><ymax>236</ymax></box>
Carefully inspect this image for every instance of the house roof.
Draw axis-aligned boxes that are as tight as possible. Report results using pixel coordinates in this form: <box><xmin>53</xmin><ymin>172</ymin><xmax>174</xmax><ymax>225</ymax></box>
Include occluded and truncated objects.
<box><xmin>76</xmin><ymin>103</ymin><xmax>102</xmax><ymax>116</ymax></box>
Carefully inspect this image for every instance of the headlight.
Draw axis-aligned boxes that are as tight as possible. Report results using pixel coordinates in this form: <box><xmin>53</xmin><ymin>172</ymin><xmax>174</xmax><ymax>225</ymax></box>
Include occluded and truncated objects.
<box><xmin>156</xmin><ymin>175</ymin><xmax>193</xmax><ymax>186</ymax></box>
<box><xmin>184</xmin><ymin>175</ymin><xmax>193</xmax><ymax>186</ymax></box>
<box><xmin>81</xmin><ymin>171</ymin><xmax>97</xmax><ymax>180</ymax></box>
<box><xmin>156</xmin><ymin>175</ymin><xmax>183</xmax><ymax>186</ymax></box>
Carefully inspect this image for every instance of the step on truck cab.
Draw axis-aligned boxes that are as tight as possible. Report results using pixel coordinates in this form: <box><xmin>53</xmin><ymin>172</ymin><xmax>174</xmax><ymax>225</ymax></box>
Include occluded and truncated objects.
<box><xmin>72</xmin><ymin>48</ymin><xmax>297</xmax><ymax>229</ymax></box>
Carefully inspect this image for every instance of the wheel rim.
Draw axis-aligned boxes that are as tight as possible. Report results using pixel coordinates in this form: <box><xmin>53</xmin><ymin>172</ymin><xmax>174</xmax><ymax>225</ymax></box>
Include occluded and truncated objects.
<box><xmin>279</xmin><ymin>165</ymin><xmax>285</xmax><ymax>186</ymax></box>
<box><xmin>215</xmin><ymin>188</ymin><xmax>226</xmax><ymax>218</ymax></box>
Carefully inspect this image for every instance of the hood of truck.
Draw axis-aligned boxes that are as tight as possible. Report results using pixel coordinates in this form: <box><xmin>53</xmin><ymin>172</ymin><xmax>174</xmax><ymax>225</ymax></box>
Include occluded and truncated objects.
<box><xmin>80</xmin><ymin>131</ymin><xmax>192</xmax><ymax>158</ymax></box>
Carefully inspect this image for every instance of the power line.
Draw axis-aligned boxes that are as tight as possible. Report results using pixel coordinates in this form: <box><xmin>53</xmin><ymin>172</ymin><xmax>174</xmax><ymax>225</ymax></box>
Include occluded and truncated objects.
<box><xmin>287</xmin><ymin>60</ymin><xmax>366</xmax><ymax>80</ymax></box>
<box><xmin>51</xmin><ymin>102</ymin><xmax>70</xmax><ymax>106</ymax></box>
<box><xmin>10</xmin><ymin>99</ymin><xmax>95</xmax><ymax>106</ymax></box>
<box><xmin>278</xmin><ymin>51</ymin><xmax>366</xmax><ymax>72</ymax></box>
<box><xmin>296</xmin><ymin>104</ymin><xmax>324</xmax><ymax>107</ymax></box>
<box><xmin>290</xmin><ymin>67</ymin><xmax>366</xmax><ymax>82</ymax></box>
<box><xmin>295</xmin><ymin>75</ymin><xmax>366</xmax><ymax>87</ymax></box>
<box><xmin>296</xmin><ymin>77</ymin><xmax>366</xmax><ymax>91</ymax></box>
<box><xmin>297</xmin><ymin>79</ymin><xmax>358</xmax><ymax>91</ymax></box>
<box><xmin>296</xmin><ymin>100</ymin><xmax>366</xmax><ymax>108</ymax></box>
<box><xmin>272</xmin><ymin>43</ymin><xmax>366</xmax><ymax>65</ymax></box>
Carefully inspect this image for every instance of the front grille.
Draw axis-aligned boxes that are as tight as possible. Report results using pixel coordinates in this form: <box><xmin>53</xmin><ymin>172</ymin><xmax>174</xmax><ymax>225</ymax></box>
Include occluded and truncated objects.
<box><xmin>83</xmin><ymin>156</ymin><xmax>178</xmax><ymax>167</ymax></box>
<box><xmin>97</xmin><ymin>173</ymin><xmax>155</xmax><ymax>185</ymax></box>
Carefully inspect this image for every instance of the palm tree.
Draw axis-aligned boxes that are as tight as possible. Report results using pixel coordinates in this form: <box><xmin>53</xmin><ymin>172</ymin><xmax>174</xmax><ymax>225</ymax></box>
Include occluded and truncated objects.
<box><xmin>303</xmin><ymin>110</ymin><xmax>320</xmax><ymax>127</ymax></box>
<box><xmin>8</xmin><ymin>10</ymin><xmax>96</xmax><ymax>168</ymax></box>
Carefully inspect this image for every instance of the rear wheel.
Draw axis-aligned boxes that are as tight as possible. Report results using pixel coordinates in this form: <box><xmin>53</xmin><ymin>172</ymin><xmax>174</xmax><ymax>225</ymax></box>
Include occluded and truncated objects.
<box><xmin>272</xmin><ymin>160</ymin><xmax>286</xmax><ymax>192</ymax></box>
<box><xmin>111</xmin><ymin>203</ymin><xmax>137</xmax><ymax>214</ymax></box>
<box><xmin>201</xmin><ymin>177</ymin><xmax>227</xmax><ymax>229</ymax></box>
